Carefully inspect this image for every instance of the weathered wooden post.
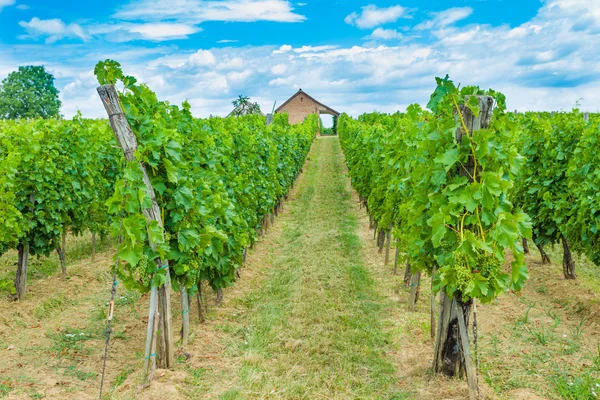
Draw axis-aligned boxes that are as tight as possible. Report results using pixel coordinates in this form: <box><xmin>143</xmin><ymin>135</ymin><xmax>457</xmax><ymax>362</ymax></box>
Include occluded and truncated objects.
<box><xmin>14</xmin><ymin>193</ymin><xmax>34</xmax><ymax>300</ymax></box>
<box><xmin>15</xmin><ymin>242</ymin><xmax>29</xmax><ymax>301</ymax></box>
<box><xmin>266</xmin><ymin>113</ymin><xmax>274</xmax><ymax>126</ymax></box>
<box><xmin>384</xmin><ymin>223</ymin><xmax>392</xmax><ymax>265</ymax></box>
<box><xmin>430</xmin><ymin>265</ymin><xmax>437</xmax><ymax>340</ymax></box>
<box><xmin>408</xmin><ymin>272</ymin><xmax>420</xmax><ymax>311</ymax></box>
<box><xmin>91</xmin><ymin>232</ymin><xmax>96</xmax><ymax>261</ymax></box>
<box><xmin>562</xmin><ymin>236</ymin><xmax>576</xmax><ymax>279</ymax></box>
<box><xmin>97</xmin><ymin>84</ymin><xmax>175</xmax><ymax>374</ymax></box>
<box><xmin>180</xmin><ymin>287</ymin><xmax>190</xmax><ymax>346</ymax></box>
<box><xmin>392</xmin><ymin>239</ymin><xmax>400</xmax><ymax>275</ymax></box>
<box><xmin>584</xmin><ymin>112</ymin><xmax>589</xmax><ymax>123</ymax></box>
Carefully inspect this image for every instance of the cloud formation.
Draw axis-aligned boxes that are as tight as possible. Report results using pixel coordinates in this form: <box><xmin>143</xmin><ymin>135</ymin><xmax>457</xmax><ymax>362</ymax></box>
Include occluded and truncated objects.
<box><xmin>368</xmin><ymin>27</ymin><xmax>402</xmax><ymax>40</ymax></box>
<box><xmin>3</xmin><ymin>0</ymin><xmax>600</xmax><ymax>119</ymax></box>
<box><xmin>114</xmin><ymin>0</ymin><xmax>305</xmax><ymax>23</ymax></box>
<box><xmin>0</xmin><ymin>0</ymin><xmax>15</xmax><ymax>12</ymax></box>
<box><xmin>415</xmin><ymin>7</ymin><xmax>473</xmax><ymax>30</ymax></box>
<box><xmin>345</xmin><ymin>5</ymin><xmax>410</xmax><ymax>29</ymax></box>
<box><xmin>19</xmin><ymin>18</ymin><xmax>88</xmax><ymax>43</ymax></box>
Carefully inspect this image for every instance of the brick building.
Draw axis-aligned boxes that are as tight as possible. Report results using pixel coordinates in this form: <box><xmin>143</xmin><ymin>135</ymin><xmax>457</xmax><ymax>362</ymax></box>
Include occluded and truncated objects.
<box><xmin>275</xmin><ymin>89</ymin><xmax>340</xmax><ymax>134</ymax></box>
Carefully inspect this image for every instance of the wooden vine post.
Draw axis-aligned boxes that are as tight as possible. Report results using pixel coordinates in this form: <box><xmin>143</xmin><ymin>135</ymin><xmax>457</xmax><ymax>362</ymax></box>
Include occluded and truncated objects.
<box><xmin>384</xmin><ymin>223</ymin><xmax>392</xmax><ymax>265</ymax></box>
<box><xmin>97</xmin><ymin>85</ymin><xmax>175</xmax><ymax>375</ymax></box>
<box><xmin>14</xmin><ymin>193</ymin><xmax>34</xmax><ymax>301</ymax></box>
<box><xmin>433</xmin><ymin>96</ymin><xmax>494</xmax><ymax>400</ymax></box>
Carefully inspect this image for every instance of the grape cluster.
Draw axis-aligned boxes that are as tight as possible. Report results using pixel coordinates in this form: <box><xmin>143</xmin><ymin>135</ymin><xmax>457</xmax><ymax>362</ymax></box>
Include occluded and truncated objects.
<box><xmin>477</xmin><ymin>252</ymin><xmax>501</xmax><ymax>277</ymax></box>
<box><xmin>452</xmin><ymin>253</ymin><xmax>473</xmax><ymax>295</ymax></box>
<box><xmin>137</xmin><ymin>253</ymin><xmax>149</xmax><ymax>272</ymax></box>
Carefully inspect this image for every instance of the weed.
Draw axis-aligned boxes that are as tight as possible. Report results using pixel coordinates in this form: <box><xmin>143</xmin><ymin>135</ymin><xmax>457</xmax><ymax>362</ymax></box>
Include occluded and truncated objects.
<box><xmin>549</xmin><ymin>364</ymin><xmax>600</xmax><ymax>400</ymax></box>
<box><xmin>518</xmin><ymin>304</ymin><xmax>535</xmax><ymax>324</ymax></box>
<box><xmin>544</xmin><ymin>308</ymin><xmax>561</xmax><ymax>327</ymax></box>
<box><xmin>0</xmin><ymin>381</ymin><xmax>12</xmax><ymax>397</ymax></box>
<box><xmin>572</xmin><ymin>317</ymin><xmax>587</xmax><ymax>339</ymax></box>
<box><xmin>537</xmin><ymin>283</ymin><xmax>548</xmax><ymax>295</ymax></box>
<box><xmin>48</xmin><ymin>326</ymin><xmax>95</xmax><ymax>358</ymax></box>
<box><xmin>530</xmin><ymin>323</ymin><xmax>553</xmax><ymax>345</ymax></box>
<box><xmin>113</xmin><ymin>366</ymin><xmax>133</xmax><ymax>387</ymax></box>
<box><xmin>61</xmin><ymin>365</ymin><xmax>98</xmax><ymax>381</ymax></box>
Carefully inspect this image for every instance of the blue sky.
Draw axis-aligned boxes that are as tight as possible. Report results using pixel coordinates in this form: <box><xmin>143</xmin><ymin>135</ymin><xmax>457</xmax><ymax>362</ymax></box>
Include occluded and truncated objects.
<box><xmin>0</xmin><ymin>0</ymin><xmax>598</xmax><ymax>118</ymax></box>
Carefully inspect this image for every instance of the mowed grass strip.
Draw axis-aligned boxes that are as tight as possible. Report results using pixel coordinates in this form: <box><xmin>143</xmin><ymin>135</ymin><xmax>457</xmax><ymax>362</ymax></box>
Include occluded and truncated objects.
<box><xmin>219</xmin><ymin>137</ymin><xmax>401</xmax><ymax>399</ymax></box>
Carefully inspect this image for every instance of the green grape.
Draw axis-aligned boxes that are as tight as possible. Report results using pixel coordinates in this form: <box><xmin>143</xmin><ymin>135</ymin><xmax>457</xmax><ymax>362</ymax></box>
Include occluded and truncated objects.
<box><xmin>138</xmin><ymin>253</ymin><xmax>149</xmax><ymax>271</ymax></box>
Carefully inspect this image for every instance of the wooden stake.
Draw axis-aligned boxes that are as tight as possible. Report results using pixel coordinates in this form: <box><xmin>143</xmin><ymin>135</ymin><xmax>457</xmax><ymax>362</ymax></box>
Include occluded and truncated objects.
<box><xmin>196</xmin><ymin>281</ymin><xmax>205</xmax><ymax>323</ymax></box>
<box><xmin>15</xmin><ymin>193</ymin><xmax>34</xmax><ymax>300</ymax></box>
<box><xmin>180</xmin><ymin>287</ymin><xmax>190</xmax><ymax>346</ymax></box>
<box><xmin>384</xmin><ymin>224</ymin><xmax>392</xmax><ymax>265</ymax></box>
<box><xmin>91</xmin><ymin>232</ymin><xmax>96</xmax><ymax>262</ymax></box>
<box><xmin>456</xmin><ymin>302</ymin><xmax>477</xmax><ymax>400</ymax></box>
<box><xmin>97</xmin><ymin>84</ymin><xmax>174</xmax><ymax>372</ymax></box>
<box><xmin>58</xmin><ymin>230</ymin><xmax>67</xmax><ymax>275</ymax></box>
<box><xmin>403</xmin><ymin>260</ymin><xmax>411</xmax><ymax>287</ymax></box>
<box><xmin>143</xmin><ymin>286</ymin><xmax>158</xmax><ymax>374</ymax></box>
<box><xmin>408</xmin><ymin>272</ymin><xmax>421</xmax><ymax>311</ymax></box>
<box><xmin>393</xmin><ymin>239</ymin><xmax>400</xmax><ymax>275</ymax></box>
<box><xmin>430</xmin><ymin>265</ymin><xmax>437</xmax><ymax>340</ymax></box>
<box><xmin>15</xmin><ymin>243</ymin><xmax>29</xmax><ymax>301</ymax></box>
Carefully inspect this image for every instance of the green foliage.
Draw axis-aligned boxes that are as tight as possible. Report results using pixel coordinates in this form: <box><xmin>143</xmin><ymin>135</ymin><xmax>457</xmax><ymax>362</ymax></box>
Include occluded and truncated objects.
<box><xmin>0</xmin><ymin>66</ymin><xmax>61</xmax><ymax>119</ymax></box>
<box><xmin>339</xmin><ymin>76</ymin><xmax>530</xmax><ymax>303</ymax></box>
<box><xmin>512</xmin><ymin>111</ymin><xmax>585</xmax><ymax>254</ymax></box>
<box><xmin>566</xmin><ymin>116</ymin><xmax>600</xmax><ymax>264</ymax></box>
<box><xmin>95</xmin><ymin>59</ymin><xmax>316</xmax><ymax>293</ymax></box>
<box><xmin>0</xmin><ymin>118</ymin><xmax>120</xmax><ymax>259</ymax></box>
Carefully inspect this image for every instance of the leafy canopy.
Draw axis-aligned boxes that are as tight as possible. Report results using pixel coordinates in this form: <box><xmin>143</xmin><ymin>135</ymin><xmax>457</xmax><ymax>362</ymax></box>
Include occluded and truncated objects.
<box><xmin>0</xmin><ymin>66</ymin><xmax>61</xmax><ymax>119</ymax></box>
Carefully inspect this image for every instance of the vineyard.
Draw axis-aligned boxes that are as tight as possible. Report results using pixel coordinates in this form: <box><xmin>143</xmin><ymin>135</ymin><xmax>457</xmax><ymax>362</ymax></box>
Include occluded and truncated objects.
<box><xmin>0</xmin><ymin>65</ymin><xmax>598</xmax><ymax>400</ymax></box>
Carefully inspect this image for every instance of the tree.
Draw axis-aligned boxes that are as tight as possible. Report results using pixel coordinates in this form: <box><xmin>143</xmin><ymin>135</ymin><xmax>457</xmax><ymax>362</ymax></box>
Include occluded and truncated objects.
<box><xmin>229</xmin><ymin>95</ymin><xmax>262</xmax><ymax>117</ymax></box>
<box><xmin>0</xmin><ymin>66</ymin><xmax>61</xmax><ymax>119</ymax></box>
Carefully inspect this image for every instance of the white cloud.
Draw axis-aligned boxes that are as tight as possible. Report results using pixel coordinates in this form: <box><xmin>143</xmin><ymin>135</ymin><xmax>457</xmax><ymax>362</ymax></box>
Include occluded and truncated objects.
<box><xmin>228</xmin><ymin>70</ymin><xmax>252</xmax><ymax>82</ymax></box>
<box><xmin>218</xmin><ymin>39</ymin><xmax>239</xmax><ymax>43</ymax></box>
<box><xmin>89</xmin><ymin>22</ymin><xmax>200</xmax><ymax>42</ymax></box>
<box><xmin>272</xmin><ymin>44</ymin><xmax>293</xmax><ymax>54</ymax></box>
<box><xmin>415</xmin><ymin>7</ymin><xmax>473</xmax><ymax>30</ymax></box>
<box><xmin>126</xmin><ymin>23</ymin><xmax>200</xmax><ymax>41</ymax></box>
<box><xmin>16</xmin><ymin>4</ymin><xmax>28</xmax><ymax>10</ymax></box>
<box><xmin>188</xmin><ymin>49</ymin><xmax>217</xmax><ymax>67</ymax></box>
<box><xmin>368</xmin><ymin>27</ymin><xmax>402</xmax><ymax>40</ymax></box>
<box><xmin>19</xmin><ymin>17</ymin><xmax>88</xmax><ymax>43</ymax></box>
<box><xmin>293</xmin><ymin>45</ymin><xmax>338</xmax><ymax>53</ymax></box>
<box><xmin>271</xmin><ymin>64</ymin><xmax>287</xmax><ymax>74</ymax></box>
<box><xmin>0</xmin><ymin>0</ymin><xmax>15</xmax><ymax>12</ymax></box>
<box><xmin>115</xmin><ymin>0</ymin><xmax>305</xmax><ymax>23</ymax></box>
<box><xmin>217</xmin><ymin>57</ymin><xmax>245</xmax><ymax>70</ymax></box>
<box><xmin>345</xmin><ymin>5</ymin><xmax>409</xmax><ymax>29</ymax></box>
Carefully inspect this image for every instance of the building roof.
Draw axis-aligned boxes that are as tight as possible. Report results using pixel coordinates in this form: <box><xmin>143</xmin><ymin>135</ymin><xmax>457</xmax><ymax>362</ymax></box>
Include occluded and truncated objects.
<box><xmin>275</xmin><ymin>89</ymin><xmax>340</xmax><ymax>116</ymax></box>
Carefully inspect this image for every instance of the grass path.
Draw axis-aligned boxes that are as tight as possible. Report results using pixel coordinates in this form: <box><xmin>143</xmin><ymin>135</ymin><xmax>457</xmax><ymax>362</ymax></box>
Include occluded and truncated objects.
<box><xmin>171</xmin><ymin>136</ymin><xmax>404</xmax><ymax>399</ymax></box>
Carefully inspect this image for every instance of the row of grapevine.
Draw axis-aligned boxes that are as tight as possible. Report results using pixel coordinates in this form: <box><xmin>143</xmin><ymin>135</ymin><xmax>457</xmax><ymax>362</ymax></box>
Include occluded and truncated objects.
<box><xmin>338</xmin><ymin>76</ymin><xmax>531</xmax><ymax>397</ymax></box>
<box><xmin>94</xmin><ymin>60</ymin><xmax>317</xmax><ymax>372</ymax></box>
<box><xmin>512</xmin><ymin>110</ymin><xmax>600</xmax><ymax>280</ymax></box>
<box><xmin>0</xmin><ymin>117</ymin><xmax>120</xmax><ymax>299</ymax></box>
<box><xmin>0</xmin><ymin>59</ymin><xmax>317</xmax><ymax>379</ymax></box>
